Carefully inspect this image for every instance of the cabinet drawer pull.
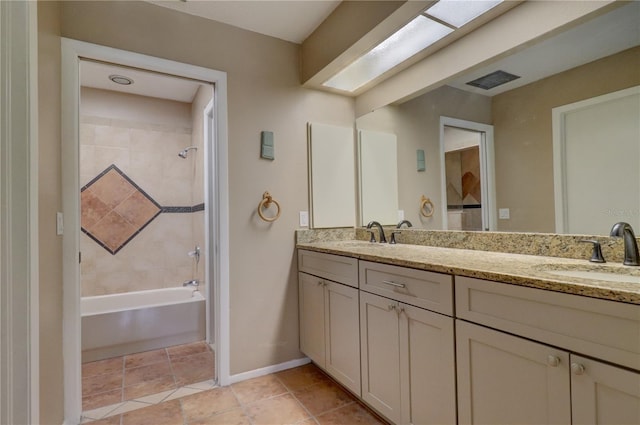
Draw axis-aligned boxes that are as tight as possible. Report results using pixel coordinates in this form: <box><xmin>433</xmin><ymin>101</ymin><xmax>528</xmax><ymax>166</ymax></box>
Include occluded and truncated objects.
<box><xmin>382</xmin><ymin>280</ymin><xmax>406</xmax><ymax>288</ymax></box>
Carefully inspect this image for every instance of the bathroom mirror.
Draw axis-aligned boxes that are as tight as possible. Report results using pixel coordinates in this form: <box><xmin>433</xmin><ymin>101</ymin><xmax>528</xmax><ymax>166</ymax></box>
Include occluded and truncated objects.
<box><xmin>358</xmin><ymin>129</ymin><xmax>398</xmax><ymax>226</ymax></box>
<box><xmin>356</xmin><ymin>2</ymin><xmax>640</xmax><ymax>235</ymax></box>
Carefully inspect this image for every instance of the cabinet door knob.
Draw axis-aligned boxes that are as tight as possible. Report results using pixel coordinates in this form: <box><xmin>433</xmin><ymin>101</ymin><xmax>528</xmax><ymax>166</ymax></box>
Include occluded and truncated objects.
<box><xmin>571</xmin><ymin>363</ymin><xmax>586</xmax><ymax>375</ymax></box>
<box><xmin>547</xmin><ymin>355</ymin><xmax>560</xmax><ymax>367</ymax></box>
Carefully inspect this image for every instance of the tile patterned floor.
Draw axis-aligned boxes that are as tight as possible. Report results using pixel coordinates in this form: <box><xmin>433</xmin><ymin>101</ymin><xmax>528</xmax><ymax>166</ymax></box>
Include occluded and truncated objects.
<box><xmin>84</xmin><ymin>362</ymin><xmax>387</xmax><ymax>424</ymax></box>
<box><xmin>82</xmin><ymin>341</ymin><xmax>215</xmax><ymax>417</ymax></box>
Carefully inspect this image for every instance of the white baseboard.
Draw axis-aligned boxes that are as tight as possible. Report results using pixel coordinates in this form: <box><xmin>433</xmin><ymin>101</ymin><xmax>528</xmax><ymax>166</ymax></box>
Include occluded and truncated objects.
<box><xmin>227</xmin><ymin>357</ymin><xmax>311</xmax><ymax>385</ymax></box>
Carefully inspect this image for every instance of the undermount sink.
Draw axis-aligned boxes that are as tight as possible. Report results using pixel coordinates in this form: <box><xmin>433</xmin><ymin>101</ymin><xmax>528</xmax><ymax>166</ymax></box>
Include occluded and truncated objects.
<box><xmin>537</xmin><ymin>264</ymin><xmax>640</xmax><ymax>284</ymax></box>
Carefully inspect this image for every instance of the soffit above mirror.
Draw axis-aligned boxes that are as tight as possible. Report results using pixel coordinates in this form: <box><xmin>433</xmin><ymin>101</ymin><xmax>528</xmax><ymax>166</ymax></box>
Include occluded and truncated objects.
<box><xmin>354</xmin><ymin>0</ymin><xmax>630</xmax><ymax>116</ymax></box>
<box><xmin>302</xmin><ymin>0</ymin><xmax>520</xmax><ymax>95</ymax></box>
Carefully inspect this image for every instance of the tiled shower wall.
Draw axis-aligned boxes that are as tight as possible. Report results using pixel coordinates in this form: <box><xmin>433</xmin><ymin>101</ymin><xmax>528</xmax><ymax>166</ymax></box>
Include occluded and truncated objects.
<box><xmin>80</xmin><ymin>87</ymin><xmax>207</xmax><ymax>297</ymax></box>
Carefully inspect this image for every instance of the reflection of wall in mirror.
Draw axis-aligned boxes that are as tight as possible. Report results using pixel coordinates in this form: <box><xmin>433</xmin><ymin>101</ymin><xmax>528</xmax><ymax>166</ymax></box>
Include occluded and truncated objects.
<box><xmin>494</xmin><ymin>46</ymin><xmax>640</xmax><ymax>234</ymax></box>
<box><xmin>356</xmin><ymin>46</ymin><xmax>639</xmax><ymax>234</ymax></box>
<box><xmin>357</xmin><ymin>86</ymin><xmax>491</xmax><ymax>229</ymax></box>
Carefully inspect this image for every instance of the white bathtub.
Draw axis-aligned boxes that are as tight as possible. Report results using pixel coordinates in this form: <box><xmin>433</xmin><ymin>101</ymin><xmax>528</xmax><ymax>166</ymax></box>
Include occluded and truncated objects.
<box><xmin>81</xmin><ymin>287</ymin><xmax>205</xmax><ymax>362</ymax></box>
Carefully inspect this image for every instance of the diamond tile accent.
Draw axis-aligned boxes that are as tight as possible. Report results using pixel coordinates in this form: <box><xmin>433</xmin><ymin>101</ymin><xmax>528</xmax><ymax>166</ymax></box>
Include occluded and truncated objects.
<box><xmin>81</xmin><ymin>165</ymin><xmax>161</xmax><ymax>255</ymax></box>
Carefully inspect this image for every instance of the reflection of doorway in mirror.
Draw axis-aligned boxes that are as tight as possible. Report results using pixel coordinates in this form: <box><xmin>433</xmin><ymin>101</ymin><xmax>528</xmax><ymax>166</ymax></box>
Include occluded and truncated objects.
<box><xmin>444</xmin><ymin>127</ymin><xmax>482</xmax><ymax>230</ymax></box>
<box><xmin>553</xmin><ymin>86</ymin><xmax>640</xmax><ymax>235</ymax></box>
<box><xmin>445</xmin><ymin>144</ymin><xmax>483</xmax><ymax>230</ymax></box>
<box><xmin>440</xmin><ymin>117</ymin><xmax>496</xmax><ymax>231</ymax></box>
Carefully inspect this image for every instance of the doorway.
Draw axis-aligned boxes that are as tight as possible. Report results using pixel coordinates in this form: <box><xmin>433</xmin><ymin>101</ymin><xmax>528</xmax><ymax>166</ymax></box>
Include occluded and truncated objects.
<box><xmin>62</xmin><ymin>39</ymin><xmax>230</xmax><ymax>424</ymax></box>
<box><xmin>78</xmin><ymin>59</ymin><xmax>216</xmax><ymax>415</ymax></box>
<box><xmin>439</xmin><ymin>117</ymin><xmax>496</xmax><ymax>231</ymax></box>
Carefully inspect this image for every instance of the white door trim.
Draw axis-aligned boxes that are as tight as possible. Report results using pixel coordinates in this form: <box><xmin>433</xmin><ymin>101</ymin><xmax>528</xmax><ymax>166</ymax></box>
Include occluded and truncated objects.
<box><xmin>0</xmin><ymin>1</ymin><xmax>39</xmax><ymax>423</ymax></box>
<box><xmin>439</xmin><ymin>117</ymin><xmax>496</xmax><ymax>231</ymax></box>
<box><xmin>61</xmin><ymin>39</ymin><xmax>230</xmax><ymax>424</ymax></box>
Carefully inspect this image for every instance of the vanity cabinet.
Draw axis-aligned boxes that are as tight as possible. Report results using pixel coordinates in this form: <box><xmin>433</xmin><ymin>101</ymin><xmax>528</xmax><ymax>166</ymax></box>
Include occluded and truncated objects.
<box><xmin>456</xmin><ymin>319</ymin><xmax>571</xmax><ymax>424</ymax></box>
<box><xmin>456</xmin><ymin>275</ymin><xmax>640</xmax><ymax>425</ymax></box>
<box><xmin>571</xmin><ymin>354</ymin><xmax>640</xmax><ymax>424</ymax></box>
<box><xmin>298</xmin><ymin>247</ymin><xmax>640</xmax><ymax>425</ymax></box>
<box><xmin>298</xmin><ymin>250</ymin><xmax>361</xmax><ymax>395</ymax></box>
<box><xmin>359</xmin><ymin>262</ymin><xmax>456</xmax><ymax>425</ymax></box>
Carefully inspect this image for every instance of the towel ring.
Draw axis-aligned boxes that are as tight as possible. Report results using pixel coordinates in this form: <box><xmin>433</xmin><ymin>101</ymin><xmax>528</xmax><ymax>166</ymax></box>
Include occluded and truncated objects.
<box><xmin>420</xmin><ymin>195</ymin><xmax>434</xmax><ymax>218</ymax></box>
<box><xmin>258</xmin><ymin>191</ymin><xmax>281</xmax><ymax>222</ymax></box>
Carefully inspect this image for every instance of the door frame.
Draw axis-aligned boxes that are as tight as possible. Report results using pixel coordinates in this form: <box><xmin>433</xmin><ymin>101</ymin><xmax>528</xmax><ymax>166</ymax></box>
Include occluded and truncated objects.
<box><xmin>61</xmin><ymin>38</ymin><xmax>230</xmax><ymax>424</ymax></box>
<box><xmin>439</xmin><ymin>117</ymin><xmax>496</xmax><ymax>231</ymax></box>
<box><xmin>0</xmin><ymin>1</ymin><xmax>40</xmax><ymax>423</ymax></box>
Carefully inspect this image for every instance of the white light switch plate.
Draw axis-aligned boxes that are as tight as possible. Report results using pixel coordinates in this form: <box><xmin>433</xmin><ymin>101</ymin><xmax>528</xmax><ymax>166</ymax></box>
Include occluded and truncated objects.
<box><xmin>56</xmin><ymin>212</ymin><xmax>64</xmax><ymax>235</ymax></box>
<box><xmin>299</xmin><ymin>211</ymin><xmax>309</xmax><ymax>227</ymax></box>
<box><xmin>499</xmin><ymin>208</ymin><xmax>510</xmax><ymax>219</ymax></box>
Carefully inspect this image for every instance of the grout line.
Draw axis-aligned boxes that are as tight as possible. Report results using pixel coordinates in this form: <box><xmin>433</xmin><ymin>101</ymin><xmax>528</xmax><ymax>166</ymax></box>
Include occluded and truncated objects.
<box><xmin>229</xmin><ymin>382</ymin><xmax>256</xmax><ymax>425</ymax></box>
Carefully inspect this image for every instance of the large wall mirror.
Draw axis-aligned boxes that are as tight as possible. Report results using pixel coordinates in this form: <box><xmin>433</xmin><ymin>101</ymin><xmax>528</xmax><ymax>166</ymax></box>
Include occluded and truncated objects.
<box><xmin>356</xmin><ymin>2</ymin><xmax>639</xmax><ymax>235</ymax></box>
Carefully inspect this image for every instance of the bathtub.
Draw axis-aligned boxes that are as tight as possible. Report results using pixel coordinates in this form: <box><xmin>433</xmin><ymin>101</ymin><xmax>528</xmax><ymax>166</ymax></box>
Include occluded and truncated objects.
<box><xmin>81</xmin><ymin>287</ymin><xmax>205</xmax><ymax>362</ymax></box>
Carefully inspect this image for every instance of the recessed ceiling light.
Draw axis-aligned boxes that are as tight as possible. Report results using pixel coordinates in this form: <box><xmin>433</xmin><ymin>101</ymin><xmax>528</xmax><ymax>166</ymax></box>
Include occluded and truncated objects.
<box><xmin>323</xmin><ymin>15</ymin><xmax>453</xmax><ymax>92</ymax></box>
<box><xmin>426</xmin><ymin>0</ymin><xmax>503</xmax><ymax>28</ymax></box>
<box><xmin>108</xmin><ymin>74</ymin><xmax>134</xmax><ymax>85</ymax></box>
<box><xmin>466</xmin><ymin>70</ymin><xmax>520</xmax><ymax>90</ymax></box>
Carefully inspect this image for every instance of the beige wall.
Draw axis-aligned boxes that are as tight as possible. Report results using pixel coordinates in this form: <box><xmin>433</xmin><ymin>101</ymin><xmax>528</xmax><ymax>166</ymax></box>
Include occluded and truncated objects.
<box><xmin>493</xmin><ymin>46</ymin><xmax>640</xmax><ymax>232</ymax></box>
<box><xmin>37</xmin><ymin>1</ymin><xmax>64</xmax><ymax>423</ymax></box>
<box><xmin>357</xmin><ymin>86</ymin><xmax>492</xmax><ymax>228</ymax></box>
<box><xmin>59</xmin><ymin>0</ymin><xmax>354</xmax><ymax>382</ymax></box>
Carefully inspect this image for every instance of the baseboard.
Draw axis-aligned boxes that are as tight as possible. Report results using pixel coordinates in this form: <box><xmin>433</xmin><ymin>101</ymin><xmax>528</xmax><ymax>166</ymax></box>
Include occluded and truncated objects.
<box><xmin>227</xmin><ymin>357</ymin><xmax>311</xmax><ymax>385</ymax></box>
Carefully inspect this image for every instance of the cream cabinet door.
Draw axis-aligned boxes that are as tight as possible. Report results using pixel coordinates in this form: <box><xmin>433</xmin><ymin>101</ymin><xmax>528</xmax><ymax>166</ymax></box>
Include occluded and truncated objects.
<box><xmin>299</xmin><ymin>272</ymin><xmax>326</xmax><ymax>366</ymax></box>
<box><xmin>571</xmin><ymin>354</ymin><xmax>640</xmax><ymax>425</ymax></box>
<box><xmin>400</xmin><ymin>304</ymin><xmax>456</xmax><ymax>425</ymax></box>
<box><xmin>360</xmin><ymin>291</ymin><xmax>402</xmax><ymax>424</ymax></box>
<box><xmin>456</xmin><ymin>320</ymin><xmax>571</xmax><ymax>425</ymax></box>
<box><xmin>325</xmin><ymin>281</ymin><xmax>361</xmax><ymax>396</ymax></box>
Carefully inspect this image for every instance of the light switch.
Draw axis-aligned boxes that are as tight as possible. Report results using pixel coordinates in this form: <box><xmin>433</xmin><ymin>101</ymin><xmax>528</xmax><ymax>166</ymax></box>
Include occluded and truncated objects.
<box><xmin>499</xmin><ymin>208</ymin><xmax>510</xmax><ymax>219</ymax></box>
<box><xmin>56</xmin><ymin>212</ymin><xmax>64</xmax><ymax>235</ymax></box>
<box><xmin>299</xmin><ymin>211</ymin><xmax>309</xmax><ymax>227</ymax></box>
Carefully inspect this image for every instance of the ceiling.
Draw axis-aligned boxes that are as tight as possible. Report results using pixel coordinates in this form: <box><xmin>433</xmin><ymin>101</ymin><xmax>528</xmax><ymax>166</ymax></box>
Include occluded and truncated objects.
<box><xmin>446</xmin><ymin>1</ymin><xmax>640</xmax><ymax>97</ymax></box>
<box><xmin>80</xmin><ymin>60</ymin><xmax>205</xmax><ymax>103</ymax></box>
<box><xmin>147</xmin><ymin>0</ymin><xmax>341</xmax><ymax>44</ymax></box>
<box><xmin>81</xmin><ymin>1</ymin><xmax>639</xmax><ymax>104</ymax></box>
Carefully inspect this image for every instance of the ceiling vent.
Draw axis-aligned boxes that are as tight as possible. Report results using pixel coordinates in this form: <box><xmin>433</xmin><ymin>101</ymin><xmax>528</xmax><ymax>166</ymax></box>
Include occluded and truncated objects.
<box><xmin>466</xmin><ymin>70</ymin><xmax>520</xmax><ymax>90</ymax></box>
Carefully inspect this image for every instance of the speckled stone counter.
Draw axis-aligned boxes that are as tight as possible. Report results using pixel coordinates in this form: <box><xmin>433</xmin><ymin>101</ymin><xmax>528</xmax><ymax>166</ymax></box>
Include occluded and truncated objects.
<box><xmin>296</xmin><ymin>240</ymin><xmax>640</xmax><ymax>305</ymax></box>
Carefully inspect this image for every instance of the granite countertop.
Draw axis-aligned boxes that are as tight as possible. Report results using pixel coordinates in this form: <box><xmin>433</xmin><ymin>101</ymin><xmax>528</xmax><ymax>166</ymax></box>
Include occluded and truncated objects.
<box><xmin>297</xmin><ymin>240</ymin><xmax>640</xmax><ymax>305</ymax></box>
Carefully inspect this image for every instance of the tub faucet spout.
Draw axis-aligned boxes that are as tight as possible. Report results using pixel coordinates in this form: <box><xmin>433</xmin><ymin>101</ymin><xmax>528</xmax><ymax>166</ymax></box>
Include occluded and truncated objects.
<box><xmin>183</xmin><ymin>279</ymin><xmax>199</xmax><ymax>287</ymax></box>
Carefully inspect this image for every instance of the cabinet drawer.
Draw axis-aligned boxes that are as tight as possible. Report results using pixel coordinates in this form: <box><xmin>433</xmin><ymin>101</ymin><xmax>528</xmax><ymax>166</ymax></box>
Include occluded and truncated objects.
<box><xmin>298</xmin><ymin>249</ymin><xmax>358</xmax><ymax>288</ymax></box>
<box><xmin>456</xmin><ymin>276</ymin><xmax>640</xmax><ymax>371</ymax></box>
<box><xmin>359</xmin><ymin>261</ymin><xmax>453</xmax><ymax>315</ymax></box>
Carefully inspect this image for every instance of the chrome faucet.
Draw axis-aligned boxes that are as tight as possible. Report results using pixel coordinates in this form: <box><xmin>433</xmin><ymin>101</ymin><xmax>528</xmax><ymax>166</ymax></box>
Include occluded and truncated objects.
<box><xmin>366</xmin><ymin>221</ymin><xmax>387</xmax><ymax>243</ymax></box>
<box><xmin>183</xmin><ymin>279</ymin><xmax>200</xmax><ymax>287</ymax></box>
<box><xmin>610</xmin><ymin>222</ymin><xmax>640</xmax><ymax>266</ymax></box>
<box><xmin>396</xmin><ymin>220</ymin><xmax>413</xmax><ymax>229</ymax></box>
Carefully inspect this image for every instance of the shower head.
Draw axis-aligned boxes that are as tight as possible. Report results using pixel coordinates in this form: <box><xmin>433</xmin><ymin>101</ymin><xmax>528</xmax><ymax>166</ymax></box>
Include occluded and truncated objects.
<box><xmin>178</xmin><ymin>146</ymin><xmax>198</xmax><ymax>158</ymax></box>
